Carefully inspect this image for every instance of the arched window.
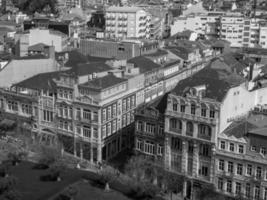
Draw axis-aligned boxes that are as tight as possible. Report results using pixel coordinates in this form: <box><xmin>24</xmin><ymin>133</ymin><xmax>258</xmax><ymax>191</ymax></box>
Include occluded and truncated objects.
<box><xmin>198</xmin><ymin>124</ymin><xmax>212</xmax><ymax>140</ymax></box>
<box><xmin>186</xmin><ymin>121</ymin><xmax>194</xmax><ymax>136</ymax></box>
<box><xmin>209</xmin><ymin>105</ymin><xmax>215</xmax><ymax>118</ymax></box>
<box><xmin>191</xmin><ymin>102</ymin><xmax>196</xmax><ymax>115</ymax></box>
<box><xmin>180</xmin><ymin>99</ymin><xmax>186</xmax><ymax>113</ymax></box>
<box><xmin>201</xmin><ymin>103</ymin><xmax>207</xmax><ymax>117</ymax></box>
<box><xmin>173</xmin><ymin>99</ymin><xmax>178</xmax><ymax>111</ymax></box>
<box><xmin>170</xmin><ymin>118</ymin><xmax>182</xmax><ymax>133</ymax></box>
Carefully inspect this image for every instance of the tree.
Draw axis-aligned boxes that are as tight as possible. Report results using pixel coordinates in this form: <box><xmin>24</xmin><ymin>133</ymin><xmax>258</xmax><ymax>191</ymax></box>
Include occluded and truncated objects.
<box><xmin>0</xmin><ymin>161</ymin><xmax>12</xmax><ymax>177</ymax></box>
<box><xmin>100</xmin><ymin>166</ymin><xmax>119</xmax><ymax>192</ymax></box>
<box><xmin>124</xmin><ymin>156</ymin><xmax>147</xmax><ymax>181</ymax></box>
<box><xmin>159</xmin><ymin>170</ymin><xmax>184</xmax><ymax>200</ymax></box>
<box><xmin>50</xmin><ymin>160</ymin><xmax>67</xmax><ymax>182</ymax></box>
<box><xmin>196</xmin><ymin>184</ymin><xmax>225</xmax><ymax>200</ymax></box>
<box><xmin>37</xmin><ymin>145</ymin><xmax>61</xmax><ymax>169</ymax></box>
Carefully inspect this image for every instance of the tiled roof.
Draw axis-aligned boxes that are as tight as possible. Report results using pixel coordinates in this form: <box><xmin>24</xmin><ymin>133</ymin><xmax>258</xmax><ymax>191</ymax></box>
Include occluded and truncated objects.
<box><xmin>172</xmin><ymin>56</ymin><xmax>246</xmax><ymax>102</ymax></box>
<box><xmin>69</xmin><ymin>62</ymin><xmax>111</xmax><ymax>76</ymax></box>
<box><xmin>144</xmin><ymin>49</ymin><xmax>168</xmax><ymax>57</ymax></box>
<box><xmin>166</xmin><ymin>46</ymin><xmax>192</xmax><ymax>60</ymax></box>
<box><xmin>81</xmin><ymin>74</ymin><xmax>127</xmax><ymax>90</ymax></box>
<box><xmin>128</xmin><ymin>56</ymin><xmax>161</xmax><ymax>73</ymax></box>
<box><xmin>14</xmin><ymin>71</ymin><xmax>60</xmax><ymax>91</ymax></box>
<box><xmin>223</xmin><ymin>113</ymin><xmax>267</xmax><ymax>138</ymax></box>
<box><xmin>28</xmin><ymin>43</ymin><xmax>48</xmax><ymax>52</ymax></box>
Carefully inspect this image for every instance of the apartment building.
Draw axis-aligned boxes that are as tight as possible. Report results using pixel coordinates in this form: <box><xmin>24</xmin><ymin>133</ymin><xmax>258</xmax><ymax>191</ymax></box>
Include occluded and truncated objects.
<box><xmin>170</xmin><ymin>12</ymin><xmax>223</xmax><ymax>38</ymax></box>
<box><xmin>105</xmin><ymin>6</ymin><xmax>150</xmax><ymax>39</ymax></box>
<box><xmin>216</xmin><ymin>110</ymin><xmax>267</xmax><ymax>200</ymax></box>
<box><xmin>65</xmin><ymin>0</ymin><xmax>83</xmax><ymax>8</ymax></box>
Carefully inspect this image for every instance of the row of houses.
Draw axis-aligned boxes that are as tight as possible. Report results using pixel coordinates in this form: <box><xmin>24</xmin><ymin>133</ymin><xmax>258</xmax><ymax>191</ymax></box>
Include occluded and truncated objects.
<box><xmin>0</xmin><ymin>43</ymin><xmax>208</xmax><ymax>163</ymax></box>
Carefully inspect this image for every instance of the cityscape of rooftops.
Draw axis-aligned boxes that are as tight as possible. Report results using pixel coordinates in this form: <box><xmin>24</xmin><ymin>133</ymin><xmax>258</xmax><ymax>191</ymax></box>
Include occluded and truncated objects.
<box><xmin>1</xmin><ymin>0</ymin><xmax>267</xmax><ymax>200</ymax></box>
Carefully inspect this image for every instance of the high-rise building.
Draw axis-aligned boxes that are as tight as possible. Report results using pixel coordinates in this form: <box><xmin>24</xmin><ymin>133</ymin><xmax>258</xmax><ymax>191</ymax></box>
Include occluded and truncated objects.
<box><xmin>105</xmin><ymin>6</ymin><xmax>150</xmax><ymax>39</ymax></box>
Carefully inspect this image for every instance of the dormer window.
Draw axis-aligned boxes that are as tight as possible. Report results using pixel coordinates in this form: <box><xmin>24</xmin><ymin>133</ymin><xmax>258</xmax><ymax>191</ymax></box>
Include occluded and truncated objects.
<box><xmin>191</xmin><ymin>103</ymin><xmax>196</xmax><ymax>115</ymax></box>
<box><xmin>260</xmin><ymin>147</ymin><xmax>266</xmax><ymax>155</ymax></box>
<box><xmin>251</xmin><ymin>146</ymin><xmax>256</xmax><ymax>151</ymax></box>
<box><xmin>173</xmin><ymin>99</ymin><xmax>178</xmax><ymax>111</ymax></box>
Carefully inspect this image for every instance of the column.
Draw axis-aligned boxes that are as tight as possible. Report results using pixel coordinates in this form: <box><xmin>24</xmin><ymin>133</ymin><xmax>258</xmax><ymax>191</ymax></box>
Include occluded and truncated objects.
<box><xmin>193</xmin><ymin>123</ymin><xmax>198</xmax><ymax>138</ymax></box>
<box><xmin>73</xmin><ymin>137</ymin><xmax>77</xmax><ymax>157</ymax></box>
<box><xmin>232</xmin><ymin>181</ymin><xmax>236</xmax><ymax>195</ymax></box>
<box><xmin>223</xmin><ymin>179</ymin><xmax>227</xmax><ymax>193</ymax></box>
<box><xmin>192</xmin><ymin>142</ymin><xmax>199</xmax><ymax>177</ymax></box>
<box><xmin>182</xmin><ymin>120</ymin><xmax>186</xmax><ymax>136</ymax></box>
<box><xmin>183</xmin><ymin>180</ymin><xmax>187</xmax><ymax>198</ymax></box>
<box><xmin>164</xmin><ymin>135</ymin><xmax>171</xmax><ymax>170</ymax></box>
<box><xmin>182</xmin><ymin>141</ymin><xmax>188</xmax><ymax>174</ymax></box>
<box><xmin>80</xmin><ymin>142</ymin><xmax>83</xmax><ymax>160</ymax></box>
<box><xmin>97</xmin><ymin>144</ymin><xmax>102</xmax><ymax>162</ymax></box>
<box><xmin>90</xmin><ymin>144</ymin><xmax>93</xmax><ymax>162</ymax></box>
<box><xmin>209</xmin><ymin>145</ymin><xmax>216</xmax><ymax>182</ymax></box>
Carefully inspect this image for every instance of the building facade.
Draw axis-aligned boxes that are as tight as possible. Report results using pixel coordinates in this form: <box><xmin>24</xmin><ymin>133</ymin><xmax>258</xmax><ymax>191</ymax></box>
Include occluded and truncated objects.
<box><xmin>105</xmin><ymin>6</ymin><xmax>150</xmax><ymax>39</ymax></box>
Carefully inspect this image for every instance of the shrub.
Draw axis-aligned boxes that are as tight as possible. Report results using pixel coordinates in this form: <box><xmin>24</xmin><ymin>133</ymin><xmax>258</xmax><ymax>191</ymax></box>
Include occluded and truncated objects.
<box><xmin>0</xmin><ymin>161</ymin><xmax>12</xmax><ymax>177</ymax></box>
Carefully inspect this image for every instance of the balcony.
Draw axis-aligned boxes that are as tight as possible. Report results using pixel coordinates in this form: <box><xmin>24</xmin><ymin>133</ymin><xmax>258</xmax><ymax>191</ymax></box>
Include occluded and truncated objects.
<box><xmin>169</xmin><ymin>128</ymin><xmax>182</xmax><ymax>134</ymax></box>
<box><xmin>166</xmin><ymin>110</ymin><xmax>217</xmax><ymax>125</ymax></box>
<box><xmin>198</xmin><ymin>133</ymin><xmax>211</xmax><ymax>141</ymax></box>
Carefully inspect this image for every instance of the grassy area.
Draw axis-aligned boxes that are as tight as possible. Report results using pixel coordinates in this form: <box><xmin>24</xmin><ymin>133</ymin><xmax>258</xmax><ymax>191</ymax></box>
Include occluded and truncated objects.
<box><xmin>74</xmin><ymin>180</ymin><xmax>131</xmax><ymax>200</ymax></box>
<box><xmin>10</xmin><ymin>161</ymin><xmax>85</xmax><ymax>200</ymax></box>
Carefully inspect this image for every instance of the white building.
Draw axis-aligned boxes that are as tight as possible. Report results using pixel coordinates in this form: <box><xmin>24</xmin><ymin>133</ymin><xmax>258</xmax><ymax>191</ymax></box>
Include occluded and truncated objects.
<box><xmin>170</xmin><ymin>12</ymin><xmax>224</xmax><ymax>38</ymax></box>
<box><xmin>15</xmin><ymin>28</ymin><xmax>68</xmax><ymax>57</ymax></box>
<box><xmin>105</xmin><ymin>6</ymin><xmax>150</xmax><ymax>39</ymax></box>
<box><xmin>259</xmin><ymin>22</ymin><xmax>267</xmax><ymax>49</ymax></box>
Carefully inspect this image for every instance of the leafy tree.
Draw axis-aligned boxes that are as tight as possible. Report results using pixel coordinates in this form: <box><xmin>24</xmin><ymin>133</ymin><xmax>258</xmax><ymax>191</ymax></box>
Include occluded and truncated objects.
<box><xmin>49</xmin><ymin>159</ymin><xmax>67</xmax><ymax>182</ymax></box>
<box><xmin>100</xmin><ymin>166</ymin><xmax>119</xmax><ymax>192</ymax></box>
<box><xmin>125</xmin><ymin>156</ymin><xmax>147</xmax><ymax>181</ymax></box>
<box><xmin>196</xmin><ymin>184</ymin><xmax>225</xmax><ymax>200</ymax></box>
<box><xmin>11</xmin><ymin>0</ymin><xmax>58</xmax><ymax>15</ymax></box>
<box><xmin>37</xmin><ymin>145</ymin><xmax>61</xmax><ymax>169</ymax></box>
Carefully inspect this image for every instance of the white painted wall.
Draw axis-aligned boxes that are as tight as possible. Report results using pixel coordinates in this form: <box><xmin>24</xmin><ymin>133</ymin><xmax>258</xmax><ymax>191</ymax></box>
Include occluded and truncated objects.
<box><xmin>0</xmin><ymin>58</ymin><xmax>57</xmax><ymax>88</ymax></box>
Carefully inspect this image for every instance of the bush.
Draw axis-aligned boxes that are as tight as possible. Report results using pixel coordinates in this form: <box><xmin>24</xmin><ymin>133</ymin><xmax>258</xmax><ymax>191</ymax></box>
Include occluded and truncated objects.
<box><xmin>37</xmin><ymin>146</ymin><xmax>61</xmax><ymax>169</ymax></box>
<box><xmin>127</xmin><ymin>180</ymin><xmax>159</xmax><ymax>199</ymax></box>
<box><xmin>0</xmin><ymin>161</ymin><xmax>12</xmax><ymax>177</ymax></box>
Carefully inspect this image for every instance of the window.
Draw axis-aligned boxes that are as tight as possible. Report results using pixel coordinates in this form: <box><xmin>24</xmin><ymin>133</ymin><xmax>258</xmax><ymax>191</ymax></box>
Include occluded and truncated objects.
<box><xmin>76</xmin><ymin>108</ymin><xmax>81</xmax><ymax>120</ymax></box>
<box><xmin>102</xmin><ymin>125</ymin><xmax>106</xmax><ymax>139</ymax></box>
<box><xmin>247</xmin><ymin>164</ymin><xmax>252</xmax><ymax>176</ymax></box>
<box><xmin>245</xmin><ymin>183</ymin><xmax>251</xmax><ymax>198</ymax></box>
<box><xmin>188</xmin><ymin>141</ymin><xmax>194</xmax><ymax>153</ymax></box>
<box><xmin>112</xmin><ymin>104</ymin><xmax>117</xmax><ymax>117</ymax></box>
<box><xmin>198</xmin><ymin>124</ymin><xmax>211</xmax><ymax>138</ymax></box>
<box><xmin>219</xmin><ymin>159</ymin><xmax>224</xmax><ymax>171</ymax></box>
<box><xmin>8</xmin><ymin>101</ymin><xmax>18</xmax><ymax>111</ymax></box>
<box><xmin>180</xmin><ymin>104</ymin><xmax>185</xmax><ymax>113</ymax></box>
<box><xmin>131</xmin><ymin>96</ymin><xmax>135</xmax><ymax>109</ymax></box>
<box><xmin>83</xmin><ymin>109</ymin><xmax>91</xmax><ymax>121</ymax></box>
<box><xmin>261</xmin><ymin>147</ymin><xmax>266</xmax><ymax>155</ymax></box>
<box><xmin>22</xmin><ymin>104</ymin><xmax>32</xmax><ymax>115</ymax></box>
<box><xmin>107</xmin><ymin>123</ymin><xmax>111</xmax><ymax>136</ymax></box>
<box><xmin>112</xmin><ymin>120</ymin><xmax>116</xmax><ymax>133</ymax></box>
<box><xmin>43</xmin><ymin>110</ymin><xmax>53</xmax><ymax>122</ymax></box>
<box><xmin>237</xmin><ymin>164</ymin><xmax>243</xmax><ymax>175</ymax></box>
<box><xmin>191</xmin><ymin>103</ymin><xmax>196</xmax><ymax>115</ymax></box>
<box><xmin>63</xmin><ymin>106</ymin><xmax>68</xmax><ymax>117</ymax></box>
<box><xmin>171</xmin><ymin>137</ymin><xmax>182</xmax><ymax>151</ymax></box>
<box><xmin>136</xmin><ymin>139</ymin><xmax>142</xmax><ymax>151</ymax></box>
<box><xmin>186</xmin><ymin>121</ymin><xmax>194</xmax><ymax>135</ymax></box>
<box><xmin>238</xmin><ymin>145</ymin><xmax>244</xmax><ymax>154</ymax></box>
<box><xmin>144</xmin><ymin>141</ymin><xmax>155</xmax><ymax>155</ymax></box>
<box><xmin>256</xmin><ymin>167</ymin><xmax>262</xmax><ymax>179</ymax></box>
<box><xmin>137</xmin><ymin>121</ymin><xmax>143</xmax><ymax>131</ymax></box>
<box><xmin>146</xmin><ymin>123</ymin><xmax>155</xmax><ymax>134</ymax></box>
<box><xmin>226</xmin><ymin>180</ymin><xmax>232</xmax><ymax>193</ymax></box>
<box><xmin>218</xmin><ymin>178</ymin><xmax>223</xmax><ymax>190</ymax></box>
<box><xmin>255</xmin><ymin>186</ymin><xmax>260</xmax><ymax>200</ymax></box>
<box><xmin>122</xmin><ymin>115</ymin><xmax>126</xmax><ymax>127</ymax></box>
<box><xmin>236</xmin><ymin>182</ymin><xmax>241</xmax><ymax>195</ymax></box>
<box><xmin>107</xmin><ymin>106</ymin><xmax>111</xmax><ymax>120</ymax></box>
<box><xmin>228</xmin><ymin>161</ymin><xmax>233</xmax><ymax>173</ymax></box>
<box><xmin>173</xmin><ymin>100</ymin><xmax>178</xmax><ymax>111</ymax></box>
<box><xmin>83</xmin><ymin>126</ymin><xmax>91</xmax><ymax>138</ymax></box>
<box><xmin>157</xmin><ymin>145</ymin><xmax>163</xmax><ymax>156</ymax></box>
<box><xmin>170</xmin><ymin>119</ymin><xmax>182</xmax><ymax>131</ymax></box>
<box><xmin>201</xmin><ymin>105</ymin><xmax>206</xmax><ymax>117</ymax></box>
<box><xmin>199</xmin><ymin>165</ymin><xmax>209</xmax><ymax>176</ymax></box>
<box><xmin>251</xmin><ymin>146</ymin><xmax>256</xmax><ymax>151</ymax></box>
<box><xmin>210</xmin><ymin>109</ymin><xmax>215</xmax><ymax>118</ymax></box>
<box><xmin>76</xmin><ymin>126</ymin><xmax>81</xmax><ymax>135</ymax></box>
<box><xmin>102</xmin><ymin>109</ymin><xmax>106</xmax><ymax>122</ymax></box>
<box><xmin>127</xmin><ymin>112</ymin><xmax>130</xmax><ymax>125</ymax></box>
<box><xmin>200</xmin><ymin>144</ymin><xmax>210</xmax><ymax>157</ymax></box>
<box><xmin>220</xmin><ymin>141</ymin><xmax>226</xmax><ymax>150</ymax></box>
<box><xmin>122</xmin><ymin>99</ymin><xmax>126</xmax><ymax>112</ymax></box>
<box><xmin>127</xmin><ymin>97</ymin><xmax>130</xmax><ymax>111</ymax></box>
<box><xmin>229</xmin><ymin>143</ymin><xmax>235</xmax><ymax>152</ymax></box>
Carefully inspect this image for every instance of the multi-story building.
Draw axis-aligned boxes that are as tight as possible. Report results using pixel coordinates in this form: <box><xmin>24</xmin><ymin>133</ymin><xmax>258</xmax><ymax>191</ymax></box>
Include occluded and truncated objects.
<box><xmin>170</xmin><ymin>12</ymin><xmax>223</xmax><ymax>38</ymax></box>
<box><xmin>65</xmin><ymin>0</ymin><xmax>84</xmax><ymax>8</ymax></box>
<box><xmin>163</xmin><ymin>54</ymin><xmax>250</xmax><ymax>199</ymax></box>
<box><xmin>79</xmin><ymin>38</ymin><xmax>158</xmax><ymax>60</ymax></box>
<box><xmin>15</xmin><ymin>28</ymin><xmax>68</xmax><ymax>57</ymax></box>
<box><xmin>1</xmin><ymin>46</ymin><xmax>208</xmax><ymax>162</ymax></box>
<box><xmin>215</xmin><ymin>109</ymin><xmax>267</xmax><ymax>200</ymax></box>
<box><xmin>105</xmin><ymin>6</ymin><xmax>150</xmax><ymax>39</ymax></box>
